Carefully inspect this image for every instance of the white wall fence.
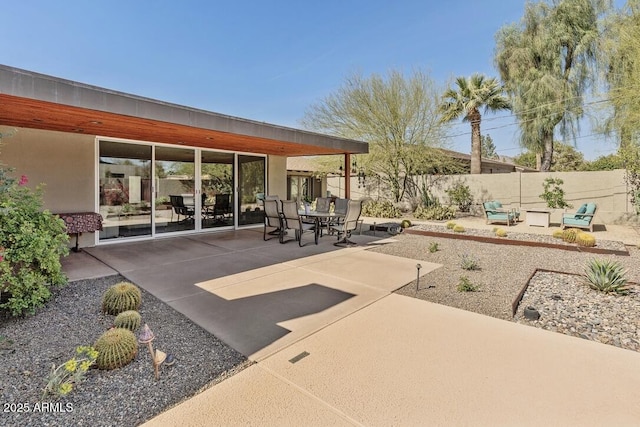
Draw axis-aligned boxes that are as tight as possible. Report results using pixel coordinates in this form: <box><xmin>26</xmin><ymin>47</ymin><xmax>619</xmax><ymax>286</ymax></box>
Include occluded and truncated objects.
<box><xmin>327</xmin><ymin>169</ymin><xmax>638</xmax><ymax>224</ymax></box>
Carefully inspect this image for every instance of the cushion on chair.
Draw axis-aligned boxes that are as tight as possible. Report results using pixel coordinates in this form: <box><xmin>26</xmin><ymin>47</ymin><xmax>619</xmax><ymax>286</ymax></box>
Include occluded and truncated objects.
<box><xmin>494</xmin><ymin>201</ymin><xmax>503</xmax><ymax>208</ymax></box>
<box><xmin>576</xmin><ymin>203</ymin><xmax>588</xmax><ymax>214</ymax></box>
<box><xmin>585</xmin><ymin>203</ymin><xmax>596</xmax><ymax>215</ymax></box>
<box><xmin>562</xmin><ymin>217</ymin><xmax>590</xmax><ymax>227</ymax></box>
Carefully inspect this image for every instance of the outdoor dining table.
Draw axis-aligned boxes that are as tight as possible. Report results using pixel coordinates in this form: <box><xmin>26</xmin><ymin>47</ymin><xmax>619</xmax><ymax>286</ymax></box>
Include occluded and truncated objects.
<box><xmin>298</xmin><ymin>210</ymin><xmax>344</xmax><ymax>238</ymax></box>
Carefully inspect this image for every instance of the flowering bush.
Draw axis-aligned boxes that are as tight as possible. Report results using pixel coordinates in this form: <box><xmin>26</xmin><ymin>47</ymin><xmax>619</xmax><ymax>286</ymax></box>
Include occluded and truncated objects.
<box><xmin>42</xmin><ymin>346</ymin><xmax>98</xmax><ymax>399</ymax></box>
<box><xmin>0</xmin><ymin>166</ymin><xmax>69</xmax><ymax>316</ymax></box>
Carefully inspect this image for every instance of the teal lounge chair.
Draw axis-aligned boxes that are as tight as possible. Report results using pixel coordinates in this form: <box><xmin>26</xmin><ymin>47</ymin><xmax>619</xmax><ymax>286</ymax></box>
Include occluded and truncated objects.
<box><xmin>482</xmin><ymin>201</ymin><xmax>517</xmax><ymax>226</ymax></box>
<box><xmin>561</xmin><ymin>203</ymin><xmax>597</xmax><ymax>232</ymax></box>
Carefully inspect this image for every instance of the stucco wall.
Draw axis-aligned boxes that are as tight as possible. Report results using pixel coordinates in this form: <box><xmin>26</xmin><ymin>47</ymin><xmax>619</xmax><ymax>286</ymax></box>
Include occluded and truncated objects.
<box><xmin>268</xmin><ymin>155</ymin><xmax>287</xmax><ymax>198</ymax></box>
<box><xmin>1</xmin><ymin>127</ymin><xmax>97</xmax><ymax>247</ymax></box>
<box><xmin>327</xmin><ymin>169</ymin><xmax>636</xmax><ymax>224</ymax></box>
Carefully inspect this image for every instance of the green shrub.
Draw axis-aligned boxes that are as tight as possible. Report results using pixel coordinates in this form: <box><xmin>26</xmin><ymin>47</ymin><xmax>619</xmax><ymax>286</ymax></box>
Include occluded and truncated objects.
<box><xmin>0</xmin><ymin>168</ymin><xmax>69</xmax><ymax>316</ymax></box>
<box><xmin>413</xmin><ymin>205</ymin><xmax>456</xmax><ymax>221</ymax></box>
<box><xmin>583</xmin><ymin>259</ymin><xmax>629</xmax><ymax>295</ymax></box>
<box><xmin>94</xmin><ymin>328</ymin><xmax>138</xmax><ymax>370</ymax></box>
<box><xmin>539</xmin><ymin>178</ymin><xmax>572</xmax><ymax>209</ymax></box>
<box><xmin>446</xmin><ymin>182</ymin><xmax>473</xmax><ymax>212</ymax></box>
<box><xmin>460</xmin><ymin>253</ymin><xmax>480</xmax><ymax>271</ymax></box>
<box><xmin>453</xmin><ymin>225</ymin><xmax>465</xmax><ymax>233</ymax></box>
<box><xmin>428</xmin><ymin>242</ymin><xmax>439</xmax><ymax>253</ymax></box>
<box><xmin>361</xmin><ymin>200</ymin><xmax>402</xmax><ymax>218</ymax></box>
<box><xmin>457</xmin><ymin>276</ymin><xmax>478</xmax><ymax>292</ymax></box>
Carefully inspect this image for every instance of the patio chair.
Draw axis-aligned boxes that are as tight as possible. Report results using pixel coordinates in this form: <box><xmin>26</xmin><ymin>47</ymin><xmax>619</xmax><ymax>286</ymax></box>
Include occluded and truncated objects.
<box><xmin>482</xmin><ymin>201</ymin><xmax>516</xmax><ymax>226</ymax></box>
<box><xmin>263</xmin><ymin>197</ymin><xmax>282</xmax><ymax>241</ymax></box>
<box><xmin>327</xmin><ymin>197</ymin><xmax>349</xmax><ymax>235</ymax></box>
<box><xmin>330</xmin><ymin>199</ymin><xmax>362</xmax><ymax>247</ymax></box>
<box><xmin>493</xmin><ymin>200</ymin><xmax>520</xmax><ymax>222</ymax></box>
<box><xmin>169</xmin><ymin>195</ymin><xmax>195</xmax><ymax>222</ymax></box>
<box><xmin>213</xmin><ymin>193</ymin><xmax>232</xmax><ymax>221</ymax></box>
<box><xmin>314</xmin><ymin>197</ymin><xmax>332</xmax><ymax>237</ymax></box>
<box><xmin>280</xmin><ymin>200</ymin><xmax>318</xmax><ymax>246</ymax></box>
<box><xmin>561</xmin><ymin>202</ymin><xmax>597</xmax><ymax>232</ymax></box>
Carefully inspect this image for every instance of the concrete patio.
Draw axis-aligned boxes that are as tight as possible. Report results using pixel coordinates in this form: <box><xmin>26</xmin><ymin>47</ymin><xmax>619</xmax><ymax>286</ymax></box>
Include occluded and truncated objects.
<box><xmin>61</xmin><ymin>227</ymin><xmax>640</xmax><ymax>426</ymax></box>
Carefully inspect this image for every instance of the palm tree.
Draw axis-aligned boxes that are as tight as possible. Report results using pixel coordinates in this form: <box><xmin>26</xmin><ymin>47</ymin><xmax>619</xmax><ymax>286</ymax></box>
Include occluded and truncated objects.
<box><xmin>439</xmin><ymin>74</ymin><xmax>510</xmax><ymax>174</ymax></box>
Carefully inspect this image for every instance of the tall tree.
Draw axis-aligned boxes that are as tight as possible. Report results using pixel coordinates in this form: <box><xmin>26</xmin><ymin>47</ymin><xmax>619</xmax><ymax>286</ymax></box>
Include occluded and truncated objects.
<box><xmin>481</xmin><ymin>134</ymin><xmax>499</xmax><ymax>159</ymax></box>
<box><xmin>495</xmin><ymin>0</ymin><xmax>611</xmax><ymax>171</ymax></box>
<box><xmin>600</xmin><ymin>0</ymin><xmax>640</xmax><ymax>209</ymax></box>
<box><xmin>301</xmin><ymin>70</ymin><xmax>457</xmax><ymax>203</ymax></box>
<box><xmin>439</xmin><ymin>74</ymin><xmax>510</xmax><ymax>174</ymax></box>
<box><xmin>551</xmin><ymin>142</ymin><xmax>586</xmax><ymax>171</ymax></box>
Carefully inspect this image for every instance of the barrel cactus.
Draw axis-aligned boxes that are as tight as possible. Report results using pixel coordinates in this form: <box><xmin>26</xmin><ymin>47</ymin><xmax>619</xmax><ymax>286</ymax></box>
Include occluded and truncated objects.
<box><xmin>576</xmin><ymin>232</ymin><xmax>596</xmax><ymax>247</ymax></box>
<box><xmin>552</xmin><ymin>230</ymin><xmax>565</xmax><ymax>239</ymax></box>
<box><xmin>562</xmin><ymin>228</ymin><xmax>581</xmax><ymax>243</ymax></box>
<box><xmin>102</xmin><ymin>282</ymin><xmax>142</xmax><ymax>315</ymax></box>
<box><xmin>453</xmin><ymin>225</ymin><xmax>465</xmax><ymax>233</ymax></box>
<box><xmin>94</xmin><ymin>328</ymin><xmax>138</xmax><ymax>370</ymax></box>
<box><xmin>446</xmin><ymin>221</ymin><xmax>456</xmax><ymax>229</ymax></box>
<box><xmin>114</xmin><ymin>310</ymin><xmax>142</xmax><ymax>332</ymax></box>
<box><xmin>495</xmin><ymin>228</ymin><xmax>507</xmax><ymax>237</ymax></box>
<box><xmin>401</xmin><ymin>219</ymin><xmax>412</xmax><ymax>228</ymax></box>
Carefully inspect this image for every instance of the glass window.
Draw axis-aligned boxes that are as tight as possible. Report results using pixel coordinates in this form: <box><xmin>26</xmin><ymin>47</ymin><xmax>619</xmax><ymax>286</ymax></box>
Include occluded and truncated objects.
<box><xmin>99</xmin><ymin>141</ymin><xmax>152</xmax><ymax>240</ymax></box>
<box><xmin>237</xmin><ymin>155</ymin><xmax>265</xmax><ymax>226</ymax></box>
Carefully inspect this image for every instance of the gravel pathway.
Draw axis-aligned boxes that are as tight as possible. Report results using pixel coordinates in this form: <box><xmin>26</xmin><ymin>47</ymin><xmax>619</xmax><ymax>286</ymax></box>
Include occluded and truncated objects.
<box><xmin>0</xmin><ymin>275</ymin><xmax>250</xmax><ymax>427</ymax></box>
<box><xmin>370</xmin><ymin>231</ymin><xmax>640</xmax><ymax>352</ymax></box>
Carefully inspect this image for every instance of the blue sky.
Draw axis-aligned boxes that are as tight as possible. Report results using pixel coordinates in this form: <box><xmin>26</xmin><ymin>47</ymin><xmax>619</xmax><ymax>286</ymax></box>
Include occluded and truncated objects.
<box><xmin>2</xmin><ymin>1</ymin><xmax>625</xmax><ymax>160</ymax></box>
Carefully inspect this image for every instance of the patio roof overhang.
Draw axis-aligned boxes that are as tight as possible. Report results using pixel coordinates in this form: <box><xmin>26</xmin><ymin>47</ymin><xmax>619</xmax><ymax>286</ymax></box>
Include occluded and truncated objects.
<box><xmin>0</xmin><ymin>65</ymin><xmax>368</xmax><ymax>157</ymax></box>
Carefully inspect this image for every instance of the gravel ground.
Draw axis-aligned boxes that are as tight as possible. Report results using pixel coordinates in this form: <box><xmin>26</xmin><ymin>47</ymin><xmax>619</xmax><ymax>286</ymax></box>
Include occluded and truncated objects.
<box><xmin>0</xmin><ymin>275</ymin><xmax>250</xmax><ymax>427</ymax></box>
<box><xmin>369</xmin><ymin>232</ymin><xmax>640</xmax><ymax>351</ymax></box>
<box><xmin>411</xmin><ymin>223</ymin><xmax>628</xmax><ymax>252</ymax></box>
<box><xmin>515</xmin><ymin>271</ymin><xmax>640</xmax><ymax>352</ymax></box>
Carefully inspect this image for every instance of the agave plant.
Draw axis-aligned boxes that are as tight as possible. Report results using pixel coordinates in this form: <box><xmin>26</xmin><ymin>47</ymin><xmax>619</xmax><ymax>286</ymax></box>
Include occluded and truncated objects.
<box><xmin>583</xmin><ymin>259</ymin><xmax>629</xmax><ymax>295</ymax></box>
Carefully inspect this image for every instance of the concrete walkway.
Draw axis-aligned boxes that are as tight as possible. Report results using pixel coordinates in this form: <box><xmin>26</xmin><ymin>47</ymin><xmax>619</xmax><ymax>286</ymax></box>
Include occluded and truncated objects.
<box><xmin>63</xmin><ymin>228</ymin><xmax>640</xmax><ymax>426</ymax></box>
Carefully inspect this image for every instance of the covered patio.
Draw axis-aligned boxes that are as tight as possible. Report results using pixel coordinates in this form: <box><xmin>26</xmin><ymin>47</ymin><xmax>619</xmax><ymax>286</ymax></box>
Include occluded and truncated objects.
<box><xmin>0</xmin><ymin>64</ymin><xmax>367</xmax><ymax>249</ymax></box>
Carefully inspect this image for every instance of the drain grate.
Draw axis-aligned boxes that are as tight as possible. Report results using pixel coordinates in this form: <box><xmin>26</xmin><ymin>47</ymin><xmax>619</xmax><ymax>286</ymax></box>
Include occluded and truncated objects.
<box><xmin>288</xmin><ymin>351</ymin><xmax>310</xmax><ymax>364</ymax></box>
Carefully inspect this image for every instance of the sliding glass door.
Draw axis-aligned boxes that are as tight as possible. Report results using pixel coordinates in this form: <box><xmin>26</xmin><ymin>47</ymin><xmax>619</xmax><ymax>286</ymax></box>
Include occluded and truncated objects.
<box><xmin>201</xmin><ymin>151</ymin><xmax>234</xmax><ymax>229</ymax></box>
<box><xmin>99</xmin><ymin>140</ymin><xmax>267</xmax><ymax>241</ymax></box>
<box><xmin>99</xmin><ymin>142</ymin><xmax>152</xmax><ymax>240</ymax></box>
<box><xmin>237</xmin><ymin>155</ymin><xmax>266</xmax><ymax>226</ymax></box>
<box><xmin>155</xmin><ymin>146</ymin><xmax>196</xmax><ymax>234</ymax></box>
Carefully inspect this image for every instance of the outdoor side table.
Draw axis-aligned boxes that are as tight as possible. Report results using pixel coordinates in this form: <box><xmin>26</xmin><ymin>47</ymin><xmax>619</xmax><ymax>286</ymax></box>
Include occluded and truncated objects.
<box><xmin>56</xmin><ymin>212</ymin><xmax>103</xmax><ymax>252</ymax></box>
<box><xmin>525</xmin><ymin>209</ymin><xmax>551</xmax><ymax>228</ymax></box>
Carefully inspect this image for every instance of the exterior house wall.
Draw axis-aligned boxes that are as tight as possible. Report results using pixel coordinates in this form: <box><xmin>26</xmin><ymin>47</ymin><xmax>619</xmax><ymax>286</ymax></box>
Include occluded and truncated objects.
<box><xmin>1</xmin><ymin>127</ymin><xmax>96</xmax><ymax>248</ymax></box>
<box><xmin>1</xmin><ymin>127</ymin><xmax>292</xmax><ymax>248</ymax></box>
<box><xmin>268</xmin><ymin>155</ymin><xmax>287</xmax><ymax>198</ymax></box>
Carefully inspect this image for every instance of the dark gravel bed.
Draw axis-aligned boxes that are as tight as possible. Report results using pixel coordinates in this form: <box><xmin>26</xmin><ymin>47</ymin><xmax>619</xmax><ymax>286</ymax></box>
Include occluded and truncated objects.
<box><xmin>0</xmin><ymin>275</ymin><xmax>250</xmax><ymax>427</ymax></box>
